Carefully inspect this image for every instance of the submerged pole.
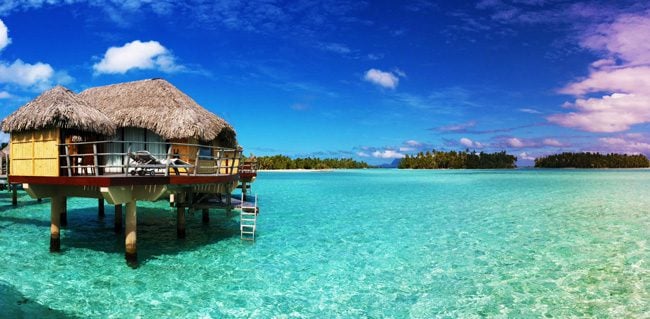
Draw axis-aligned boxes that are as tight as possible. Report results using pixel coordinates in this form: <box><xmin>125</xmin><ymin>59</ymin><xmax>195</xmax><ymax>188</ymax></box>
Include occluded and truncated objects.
<box><xmin>50</xmin><ymin>196</ymin><xmax>63</xmax><ymax>252</ymax></box>
<box><xmin>114</xmin><ymin>204</ymin><xmax>123</xmax><ymax>233</ymax></box>
<box><xmin>12</xmin><ymin>184</ymin><xmax>17</xmax><ymax>206</ymax></box>
<box><xmin>60</xmin><ymin>197</ymin><xmax>68</xmax><ymax>227</ymax></box>
<box><xmin>98</xmin><ymin>198</ymin><xmax>105</xmax><ymax>218</ymax></box>
<box><xmin>202</xmin><ymin>208</ymin><xmax>209</xmax><ymax>224</ymax></box>
<box><xmin>242</xmin><ymin>182</ymin><xmax>247</xmax><ymax>202</ymax></box>
<box><xmin>225</xmin><ymin>192</ymin><xmax>232</xmax><ymax>217</ymax></box>
<box><xmin>125</xmin><ymin>201</ymin><xmax>137</xmax><ymax>265</ymax></box>
<box><xmin>177</xmin><ymin>206</ymin><xmax>186</xmax><ymax>239</ymax></box>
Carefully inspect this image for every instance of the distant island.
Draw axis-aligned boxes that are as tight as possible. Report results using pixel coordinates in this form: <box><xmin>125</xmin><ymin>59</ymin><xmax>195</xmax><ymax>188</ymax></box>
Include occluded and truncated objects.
<box><xmin>255</xmin><ymin>155</ymin><xmax>370</xmax><ymax>170</ymax></box>
<box><xmin>535</xmin><ymin>152</ymin><xmax>649</xmax><ymax>168</ymax></box>
<box><xmin>398</xmin><ymin>150</ymin><xmax>517</xmax><ymax>169</ymax></box>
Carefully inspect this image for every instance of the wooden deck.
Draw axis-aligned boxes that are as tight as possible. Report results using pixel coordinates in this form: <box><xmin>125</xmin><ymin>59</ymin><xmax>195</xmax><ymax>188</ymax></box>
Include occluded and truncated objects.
<box><xmin>9</xmin><ymin>174</ymin><xmax>239</xmax><ymax>187</ymax></box>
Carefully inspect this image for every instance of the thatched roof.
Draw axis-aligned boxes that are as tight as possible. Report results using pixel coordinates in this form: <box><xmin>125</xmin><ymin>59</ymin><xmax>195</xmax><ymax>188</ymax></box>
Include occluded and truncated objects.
<box><xmin>79</xmin><ymin>78</ymin><xmax>234</xmax><ymax>142</ymax></box>
<box><xmin>1</xmin><ymin>86</ymin><xmax>116</xmax><ymax>136</ymax></box>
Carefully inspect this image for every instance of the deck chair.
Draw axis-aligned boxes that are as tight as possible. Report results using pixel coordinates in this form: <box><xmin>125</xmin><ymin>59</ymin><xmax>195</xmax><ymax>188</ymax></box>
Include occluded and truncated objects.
<box><xmin>127</xmin><ymin>150</ymin><xmax>191</xmax><ymax>176</ymax></box>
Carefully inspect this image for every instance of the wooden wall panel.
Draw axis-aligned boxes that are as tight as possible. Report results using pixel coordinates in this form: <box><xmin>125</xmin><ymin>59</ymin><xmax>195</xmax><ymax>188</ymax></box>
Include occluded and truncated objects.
<box><xmin>10</xmin><ymin>128</ymin><xmax>59</xmax><ymax>176</ymax></box>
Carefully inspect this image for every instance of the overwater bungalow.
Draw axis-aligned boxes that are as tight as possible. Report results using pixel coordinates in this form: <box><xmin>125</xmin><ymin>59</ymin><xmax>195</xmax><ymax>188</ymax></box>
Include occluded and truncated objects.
<box><xmin>1</xmin><ymin>79</ymin><xmax>257</xmax><ymax>264</ymax></box>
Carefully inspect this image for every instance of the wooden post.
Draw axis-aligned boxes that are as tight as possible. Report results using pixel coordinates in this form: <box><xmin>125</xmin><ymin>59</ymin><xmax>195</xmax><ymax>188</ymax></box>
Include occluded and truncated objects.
<box><xmin>98</xmin><ymin>198</ymin><xmax>105</xmax><ymax>218</ymax></box>
<box><xmin>12</xmin><ymin>184</ymin><xmax>17</xmax><ymax>206</ymax></box>
<box><xmin>60</xmin><ymin>197</ymin><xmax>68</xmax><ymax>227</ymax></box>
<box><xmin>50</xmin><ymin>196</ymin><xmax>63</xmax><ymax>252</ymax></box>
<box><xmin>225</xmin><ymin>192</ymin><xmax>232</xmax><ymax>217</ymax></box>
<box><xmin>125</xmin><ymin>201</ymin><xmax>137</xmax><ymax>265</ymax></box>
<box><xmin>114</xmin><ymin>204</ymin><xmax>123</xmax><ymax>233</ymax></box>
<box><xmin>202</xmin><ymin>208</ymin><xmax>209</xmax><ymax>224</ymax></box>
<box><xmin>37</xmin><ymin>198</ymin><xmax>42</xmax><ymax>203</ymax></box>
<box><xmin>177</xmin><ymin>205</ymin><xmax>186</xmax><ymax>239</ymax></box>
<box><xmin>242</xmin><ymin>182</ymin><xmax>247</xmax><ymax>202</ymax></box>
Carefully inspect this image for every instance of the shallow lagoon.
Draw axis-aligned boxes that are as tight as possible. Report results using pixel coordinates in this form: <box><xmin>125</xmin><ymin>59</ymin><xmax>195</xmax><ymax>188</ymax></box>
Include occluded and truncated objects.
<box><xmin>0</xmin><ymin>169</ymin><xmax>648</xmax><ymax>318</ymax></box>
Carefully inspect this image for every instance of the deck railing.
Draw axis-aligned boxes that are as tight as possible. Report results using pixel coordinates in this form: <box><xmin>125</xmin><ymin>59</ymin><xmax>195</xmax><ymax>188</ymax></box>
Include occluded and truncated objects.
<box><xmin>239</xmin><ymin>160</ymin><xmax>258</xmax><ymax>175</ymax></box>
<box><xmin>58</xmin><ymin>140</ymin><xmax>241</xmax><ymax>177</ymax></box>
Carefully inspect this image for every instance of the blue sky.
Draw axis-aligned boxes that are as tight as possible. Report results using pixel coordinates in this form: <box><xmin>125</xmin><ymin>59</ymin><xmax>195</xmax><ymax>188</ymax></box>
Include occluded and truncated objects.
<box><xmin>1</xmin><ymin>1</ymin><xmax>649</xmax><ymax>165</ymax></box>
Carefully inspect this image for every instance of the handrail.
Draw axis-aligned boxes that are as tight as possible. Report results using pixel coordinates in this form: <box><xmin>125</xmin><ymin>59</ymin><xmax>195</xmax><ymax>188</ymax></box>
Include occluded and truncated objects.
<box><xmin>57</xmin><ymin>140</ymin><xmax>242</xmax><ymax>177</ymax></box>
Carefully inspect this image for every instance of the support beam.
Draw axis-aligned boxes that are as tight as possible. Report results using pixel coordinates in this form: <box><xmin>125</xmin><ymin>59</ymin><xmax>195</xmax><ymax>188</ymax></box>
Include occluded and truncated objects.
<box><xmin>177</xmin><ymin>206</ymin><xmax>186</xmax><ymax>239</ymax></box>
<box><xmin>12</xmin><ymin>185</ymin><xmax>17</xmax><ymax>206</ymax></box>
<box><xmin>98</xmin><ymin>198</ymin><xmax>105</xmax><ymax>218</ymax></box>
<box><xmin>60</xmin><ymin>197</ymin><xmax>68</xmax><ymax>227</ymax></box>
<box><xmin>202</xmin><ymin>208</ymin><xmax>209</xmax><ymax>224</ymax></box>
<box><xmin>114</xmin><ymin>204</ymin><xmax>123</xmax><ymax>233</ymax></box>
<box><xmin>225</xmin><ymin>192</ymin><xmax>232</xmax><ymax>217</ymax></box>
<box><xmin>242</xmin><ymin>182</ymin><xmax>247</xmax><ymax>202</ymax></box>
<box><xmin>125</xmin><ymin>201</ymin><xmax>137</xmax><ymax>265</ymax></box>
<box><xmin>50</xmin><ymin>196</ymin><xmax>63</xmax><ymax>252</ymax></box>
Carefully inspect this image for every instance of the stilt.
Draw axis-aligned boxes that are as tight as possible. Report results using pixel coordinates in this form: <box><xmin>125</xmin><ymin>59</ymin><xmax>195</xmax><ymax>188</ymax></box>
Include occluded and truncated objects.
<box><xmin>225</xmin><ymin>193</ymin><xmax>232</xmax><ymax>217</ymax></box>
<box><xmin>242</xmin><ymin>182</ymin><xmax>247</xmax><ymax>202</ymax></box>
<box><xmin>98</xmin><ymin>198</ymin><xmax>105</xmax><ymax>218</ymax></box>
<box><xmin>37</xmin><ymin>198</ymin><xmax>42</xmax><ymax>203</ymax></box>
<box><xmin>125</xmin><ymin>201</ymin><xmax>137</xmax><ymax>265</ymax></box>
<box><xmin>60</xmin><ymin>197</ymin><xmax>68</xmax><ymax>227</ymax></box>
<box><xmin>177</xmin><ymin>206</ymin><xmax>186</xmax><ymax>239</ymax></box>
<box><xmin>114</xmin><ymin>204</ymin><xmax>123</xmax><ymax>233</ymax></box>
<box><xmin>50</xmin><ymin>196</ymin><xmax>63</xmax><ymax>252</ymax></box>
<box><xmin>12</xmin><ymin>184</ymin><xmax>17</xmax><ymax>206</ymax></box>
<box><xmin>202</xmin><ymin>208</ymin><xmax>209</xmax><ymax>224</ymax></box>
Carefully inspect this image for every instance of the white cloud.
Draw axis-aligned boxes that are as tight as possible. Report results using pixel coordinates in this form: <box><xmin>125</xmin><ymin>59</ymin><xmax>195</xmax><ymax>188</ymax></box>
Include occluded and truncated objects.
<box><xmin>93</xmin><ymin>40</ymin><xmax>183</xmax><ymax>74</ymax></box>
<box><xmin>356</xmin><ymin>151</ymin><xmax>370</xmax><ymax>157</ymax></box>
<box><xmin>460</xmin><ymin>137</ymin><xmax>474</xmax><ymax>147</ymax></box>
<box><xmin>599</xmin><ymin>137</ymin><xmax>650</xmax><ymax>154</ymax></box>
<box><xmin>0</xmin><ymin>59</ymin><xmax>54</xmax><ymax>88</ymax></box>
<box><xmin>364</xmin><ymin>68</ymin><xmax>400</xmax><ymax>89</ymax></box>
<box><xmin>460</xmin><ymin>137</ymin><xmax>484</xmax><ymax>148</ymax></box>
<box><xmin>0</xmin><ymin>19</ymin><xmax>10</xmax><ymax>51</ymax></box>
<box><xmin>550</xmin><ymin>11</ymin><xmax>650</xmax><ymax>133</ymax></box>
<box><xmin>404</xmin><ymin>140</ymin><xmax>421</xmax><ymax>147</ymax></box>
<box><xmin>542</xmin><ymin>138</ymin><xmax>563</xmax><ymax>147</ymax></box>
<box><xmin>519</xmin><ymin>152</ymin><xmax>535</xmax><ymax>161</ymax></box>
<box><xmin>548</xmin><ymin>93</ymin><xmax>650</xmax><ymax>133</ymax></box>
<box><xmin>507</xmin><ymin>137</ymin><xmax>525</xmax><ymax>148</ymax></box>
<box><xmin>0</xmin><ymin>91</ymin><xmax>11</xmax><ymax>99</ymax></box>
<box><xmin>372</xmin><ymin>149</ymin><xmax>405</xmax><ymax>159</ymax></box>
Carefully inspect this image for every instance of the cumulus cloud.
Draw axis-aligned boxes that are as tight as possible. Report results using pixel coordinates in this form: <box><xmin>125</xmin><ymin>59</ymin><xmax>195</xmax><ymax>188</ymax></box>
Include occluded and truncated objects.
<box><xmin>507</xmin><ymin>137</ymin><xmax>525</xmax><ymax>148</ymax></box>
<box><xmin>372</xmin><ymin>149</ymin><xmax>405</xmax><ymax>159</ymax></box>
<box><xmin>599</xmin><ymin>136</ymin><xmax>650</xmax><ymax>154</ymax></box>
<box><xmin>550</xmin><ymin>11</ymin><xmax>650</xmax><ymax>133</ymax></box>
<box><xmin>518</xmin><ymin>152</ymin><xmax>535</xmax><ymax>161</ymax></box>
<box><xmin>93</xmin><ymin>40</ymin><xmax>183</xmax><ymax>74</ymax></box>
<box><xmin>0</xmin><ymin>19</ymin><xmax>10</xmax><ymax>51</ymax></box>
<box><xmin>459</xmin><ymin>137</ymin><xmax>484</xmax><ymax>148</ymax></box>
<box><xmin>0</xmin><ymin>59</ymin><xmax>54</xmax><ymax>88</ymax></box>
<box><xmin>364</xmin><ymin>68</ymin><xmax>402</xmax><ymax>89</ymax></box>
<box><xmin>0</xmin><ymin>91</ymin><xmax>11</xmax><ymax>99</ymax></box>
<box><xmin>357</xmin><ymin>151</ymin><xmax>370</xmax><ymax>157</ymax></box>
<box><xmin>548</xmin><ymin>93</ymin><xmax>650</xmax><ymax>132</ymax></box>
<box><xmin>542</xmin><ymin>138</ymin><xmax>563</xmax><ymax>147</ymax></box>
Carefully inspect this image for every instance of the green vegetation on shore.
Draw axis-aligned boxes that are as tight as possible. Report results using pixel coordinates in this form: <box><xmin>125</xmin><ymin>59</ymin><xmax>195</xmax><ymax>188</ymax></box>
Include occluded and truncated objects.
<box><xmin>534</xmin><ymin>152</ymin><xmax>649</xmax><ymax>168</ymax></box>
<box><xmin>256</xmin><ymin>155</ymin><xmax>370</xmax><ymax>170</ymax></box>
<box><xmin>398</xmin><ymin>150</ymin><xmax>517</xmax><ymax>169</ymax></box>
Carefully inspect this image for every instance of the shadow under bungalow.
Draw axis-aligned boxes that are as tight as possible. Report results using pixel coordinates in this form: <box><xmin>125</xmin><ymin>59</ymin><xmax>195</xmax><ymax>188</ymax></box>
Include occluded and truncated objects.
<box><xmin>1</xmin><ymin>78</ymin><xmax>257</xmax><ymax>265</ymax></box>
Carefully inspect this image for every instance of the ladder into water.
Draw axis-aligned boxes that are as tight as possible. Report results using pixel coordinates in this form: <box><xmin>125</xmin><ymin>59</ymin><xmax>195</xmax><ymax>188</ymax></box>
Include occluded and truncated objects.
<box><xmin>239</xmin><ymin>193</ymin><xmax>258</xmax><ymax>241</ymax></box>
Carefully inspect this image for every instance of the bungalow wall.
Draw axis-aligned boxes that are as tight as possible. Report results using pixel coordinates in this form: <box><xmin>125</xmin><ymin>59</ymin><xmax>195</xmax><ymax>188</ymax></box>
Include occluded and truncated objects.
<box><xmin>10</xmin><ymin>128</ymin><xmax>59</xmax><ymax>176</ymax></box>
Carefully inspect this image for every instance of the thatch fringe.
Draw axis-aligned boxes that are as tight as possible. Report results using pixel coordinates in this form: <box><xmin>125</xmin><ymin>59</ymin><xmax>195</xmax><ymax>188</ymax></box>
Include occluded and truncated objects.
<box><xmin>1</xmin><ymin>86</ymin><xmax>116</xmax><ymax>136</ymax></box>
<box><xmin>79</xmin><ymin>78</ymin><xmax>235</xmax><ymax>142</ymax></box>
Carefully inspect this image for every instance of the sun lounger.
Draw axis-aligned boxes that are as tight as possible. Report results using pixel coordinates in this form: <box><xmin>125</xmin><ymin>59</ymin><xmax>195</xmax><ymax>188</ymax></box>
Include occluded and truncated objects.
<box><xmin>127</xmin><ymin>150</ymin><xmax>192</xmax><ymax>176</ymax></box>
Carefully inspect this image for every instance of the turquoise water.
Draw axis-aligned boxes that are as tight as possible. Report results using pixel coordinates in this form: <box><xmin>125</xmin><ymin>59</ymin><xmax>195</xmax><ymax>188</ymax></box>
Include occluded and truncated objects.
<box><xmin>0</xmin><ymin>169</ymin><xmax>649</xmax><ymax>318</ymax></box>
